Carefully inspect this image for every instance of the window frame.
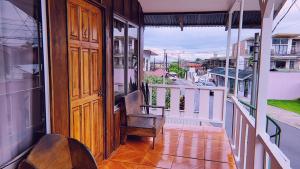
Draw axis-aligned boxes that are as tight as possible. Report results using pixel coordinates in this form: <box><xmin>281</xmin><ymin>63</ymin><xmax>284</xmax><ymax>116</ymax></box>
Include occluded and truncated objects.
<box><xmin>113</xmin><ymin>15</ymin><xmax>140</xmax><ymax>105</ymax></box>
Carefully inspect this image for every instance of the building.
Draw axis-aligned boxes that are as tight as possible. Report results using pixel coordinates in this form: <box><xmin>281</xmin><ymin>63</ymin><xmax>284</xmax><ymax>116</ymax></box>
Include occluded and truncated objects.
<box><xmin>233</xmin><ymin>34</ymin><xmax>300</xmax><ymax>71</ymax></box>
<box><xmin>209</xmin><ymin>67</ymin><xmax>253</xmax><ymax>100</ymax></box>
<box><xmin>143</xmin><ymin>49</ymin><xmax>158</xmax><ymax>71</ymax></box>
<box><xmin>0</xmin><ymin>0</ymin><xmax>292</xmax><ymax>169</ymax></box>
<box><xmin>204</xmin><ymin>56</ymin><xmax>236</xmax><ymax>70</ymax></box>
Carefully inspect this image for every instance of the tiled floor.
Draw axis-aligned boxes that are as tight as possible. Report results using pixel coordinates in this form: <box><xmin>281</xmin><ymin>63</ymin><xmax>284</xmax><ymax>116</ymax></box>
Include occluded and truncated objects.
<box><xmin>99</xmin><ymin>124</ymin><xmax>236</xmax><ymax>169</ymax></box>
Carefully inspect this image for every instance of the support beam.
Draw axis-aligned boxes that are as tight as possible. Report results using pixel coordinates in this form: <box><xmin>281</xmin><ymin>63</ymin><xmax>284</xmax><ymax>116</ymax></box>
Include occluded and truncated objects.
<box><xmin>234</xmin><ymin>0</ymin><xmax>245</xmax><ymax>97</ymax></box>
<box><xmin>229</xmin><ymin>0</ymin><xmax>239</xmax><ymax>14</ymax></box>
<box><xmin>254</xmin><ymin>1</ymin><xmax>274</xmax><ymax>168</ymax></box>
<box><xmin>222</xmin><ymin>11</ymin><xmax>233</xmax><ymax>128</ymax></box>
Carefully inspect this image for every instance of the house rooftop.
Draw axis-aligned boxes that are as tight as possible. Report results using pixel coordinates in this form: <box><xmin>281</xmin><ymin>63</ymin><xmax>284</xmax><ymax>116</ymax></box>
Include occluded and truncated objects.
<box><xmin>209</xmin><ymin>67</ymin><xmax>252</xmax><ymax>80</ymax></box>
<box><xmin>144</xmin><ymin>50</ymin><xmax>159</xmax><ymax>56</ymax></box>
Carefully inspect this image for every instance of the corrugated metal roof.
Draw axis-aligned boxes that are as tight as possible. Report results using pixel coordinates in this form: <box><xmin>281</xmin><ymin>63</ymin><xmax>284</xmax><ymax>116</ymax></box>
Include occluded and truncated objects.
<box><xmin>144</xmin><ymin>11</ymin><xmax>261</xmax><ymax>28</ymax></box>
<box><xmin>210</xmin><ymin>67</ymin><xmax>252</xmax><ymax>80</ymax></box>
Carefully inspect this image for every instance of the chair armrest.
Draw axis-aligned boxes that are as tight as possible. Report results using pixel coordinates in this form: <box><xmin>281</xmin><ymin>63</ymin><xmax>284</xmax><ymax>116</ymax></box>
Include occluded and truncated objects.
<box><xmin>127</xmin><ymin>114</ymin><xmax>157</xmax><ymax>119</ymax></box>
<box><xmin>140</xmin><ymin>105</ymin><xmax>165</xmax><ymax>117</ymax></box>
<box><xmin>141</xmin><ymin>105</ymin><xmax>165</xmax><ymax>109</ymax></box>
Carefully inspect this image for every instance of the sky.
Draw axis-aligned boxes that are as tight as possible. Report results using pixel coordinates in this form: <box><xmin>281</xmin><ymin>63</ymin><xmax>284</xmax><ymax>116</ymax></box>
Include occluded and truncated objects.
<box><xmin>144</xmin><ymin>0</ymin><xmax>300</xmax><ymax>62</ymax></box>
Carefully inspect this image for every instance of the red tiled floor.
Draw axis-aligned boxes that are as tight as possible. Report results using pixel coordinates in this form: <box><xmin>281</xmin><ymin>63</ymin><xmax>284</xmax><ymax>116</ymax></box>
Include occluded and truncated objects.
<box><xmin>101</xmin><ymin>125</ymin><xmax>237</xmax><ymax>169</ymax></box>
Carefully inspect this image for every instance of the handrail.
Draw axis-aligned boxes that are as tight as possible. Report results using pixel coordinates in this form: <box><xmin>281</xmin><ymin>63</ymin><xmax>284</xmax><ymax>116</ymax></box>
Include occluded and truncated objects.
<box><xmin>238</xmin><ymin>99</ymin><xmax>281</xmax><ymax>147</ymax></box>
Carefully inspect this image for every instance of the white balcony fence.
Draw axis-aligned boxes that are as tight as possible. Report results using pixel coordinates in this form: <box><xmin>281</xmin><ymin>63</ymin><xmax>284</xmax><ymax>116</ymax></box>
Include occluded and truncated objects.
<box><xmin>231</xmin><ymin>97</ymin><xmax>291</xmax><ymax>169</ymax></box>
<box><xmin>148</xmin><ymin>84</ymin><xmax>226</xmax><ymax>125</ymax></box>
<box><xmin>147</xmin><ymin>84</ymin><xmax>291</xmax><ymax>169</ymax></box>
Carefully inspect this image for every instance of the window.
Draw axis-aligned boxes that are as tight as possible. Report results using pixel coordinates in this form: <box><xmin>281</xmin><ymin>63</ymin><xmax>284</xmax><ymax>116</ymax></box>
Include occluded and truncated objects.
<box><xmin>275</xmin><ymin>61</ymin><xmax>286</xmax><ymax>69</ymax></box>
<box><xmin>272</xmin><ymin>38</ymin><xmax>288</xmax><ymax>55</ymax></box>
<box><xmin>113</xmin><ymin>17</ymin><xmax>139</xmax><ymax>104</ymax></box>
<box><xmin>0</xmin><ymin>0</ymin><xmax>45</xmax><ymax>166</ymax></box>
<box><xmin>127</xmin><ymin>24</ymin><xmax>139</xmax><ymax>93</ymax></box>
<box><xmin>113</xmin><ymin>19</ymin><xmax>126</xmax><ymax>104</ymax></box>
<box><xmin>291</xmin><ymin>40</ymin><xmax>296</xmax><ymax>54</ymax></box>
<box><xmin>290</xmin><ymin>61</ymin><xmax>295</xmax><ymax>69</ymax></box>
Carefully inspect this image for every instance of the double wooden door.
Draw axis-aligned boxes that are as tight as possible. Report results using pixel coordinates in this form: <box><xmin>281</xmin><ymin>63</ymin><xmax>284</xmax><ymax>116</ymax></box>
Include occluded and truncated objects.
<box><xmin>67</xmin><ymin>0</ymin><xmax>104</xmax><ymax>162</ymax></box>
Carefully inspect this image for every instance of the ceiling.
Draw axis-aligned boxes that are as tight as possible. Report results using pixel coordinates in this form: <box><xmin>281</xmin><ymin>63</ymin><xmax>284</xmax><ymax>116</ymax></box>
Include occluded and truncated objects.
<box><xmin>138</xmin><ymin>0</ymin><xmax>285</xmax><ymax>14</ymax></box>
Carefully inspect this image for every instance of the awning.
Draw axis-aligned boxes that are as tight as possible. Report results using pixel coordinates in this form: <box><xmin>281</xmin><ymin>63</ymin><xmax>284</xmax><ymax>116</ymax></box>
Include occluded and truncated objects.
<box><xmin>138</xmin><ymin>0</ymin><xmax>287</xmax><ymax>28</ymax></box>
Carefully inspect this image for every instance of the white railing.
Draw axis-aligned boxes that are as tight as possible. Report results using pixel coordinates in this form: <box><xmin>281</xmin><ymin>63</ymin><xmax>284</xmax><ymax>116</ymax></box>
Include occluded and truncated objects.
<box><xmin>231</xmin><ymin>97</ymin><xmax>291</xmax><ymax>169</ymax></box>
<box><xmin>148</xmin><ymin>84</ymin><xmax>226</xmax><ymax>125</ymax></box>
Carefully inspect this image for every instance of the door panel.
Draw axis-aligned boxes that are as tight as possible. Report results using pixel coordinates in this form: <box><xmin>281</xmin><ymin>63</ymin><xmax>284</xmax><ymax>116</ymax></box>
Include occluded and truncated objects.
<box><xmin>68</xmin><ymin>0</ymin><xmax>104</xmax><ymax>162</ymax></box>
<box><xmin>69</xmin><ymin>47</ymin><xmax>81</xmax><ymax>100</ymax></box>
<box><xmin>69</xmin><ymin>3</ymin><xmax>80</xmax><ymax>40</ymax></box>
<box><xmin>70</xmin><ymin>106</ymin><xmax>82</xmax><ymax>141</ymax></box>
<box><xmin>81</xmin><ymin>49</ymin><xmax>91</xmax><ymax>97</ymax></box>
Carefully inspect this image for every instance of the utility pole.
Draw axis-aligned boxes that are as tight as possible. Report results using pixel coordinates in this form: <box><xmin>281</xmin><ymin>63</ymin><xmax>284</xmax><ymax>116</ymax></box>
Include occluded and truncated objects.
<box><xmin>165</xmin><ymin>52</ymin><xmax>168</xmax><ymax>72</ymax></box>
<box><xmin>163</xmin><ymin>49</ymin><xmax>166</xmax><ymax>85</ymax></box>
<box><xmin>250</xmin><ymin>33</ymin><xmax>260</xmax><ymax>116</ymax></box>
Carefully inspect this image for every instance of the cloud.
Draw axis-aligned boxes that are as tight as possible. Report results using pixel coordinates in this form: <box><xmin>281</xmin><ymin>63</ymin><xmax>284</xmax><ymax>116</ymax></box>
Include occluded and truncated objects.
<box><xmin>144</xmin><ymin>0</ymin><xmax>299</xmax><ymax>61</ymax></box>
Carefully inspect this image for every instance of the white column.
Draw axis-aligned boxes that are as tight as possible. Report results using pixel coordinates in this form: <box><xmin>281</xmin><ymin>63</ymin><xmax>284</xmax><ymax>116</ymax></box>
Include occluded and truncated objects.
<box><xmin>222</xmin><ymin>11</ymin><xmax>233</xmax><ymax>128</ymax></box>
<box><xmin>254</xmin><ymin>1</ymin><xmax>274</xmax><ymax>168</ymax></box>
<box><xmin>41</xmin><ymin>0</ymin><xmax>51</xmax><ymax>133</ymax></box>
<box><xmin>234</xmin><ymin>0</ymin><xmax>245</xmax><ymax>97</ymax></box>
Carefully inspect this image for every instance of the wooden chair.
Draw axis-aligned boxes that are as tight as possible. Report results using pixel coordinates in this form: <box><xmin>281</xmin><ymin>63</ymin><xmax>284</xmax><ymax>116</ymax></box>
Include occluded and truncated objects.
<box><xmin>18</xmin><ymin>134</ymin><xmax>97</xmax><ymax>169</ymax></box>
<box><xmin>120</xmin><ymin>90</ymin><xmax>165</xmax><ymax>149</ymax></box>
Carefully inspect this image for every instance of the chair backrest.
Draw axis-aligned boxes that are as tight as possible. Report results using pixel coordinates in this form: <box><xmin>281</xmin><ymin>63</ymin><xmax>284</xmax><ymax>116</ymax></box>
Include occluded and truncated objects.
<box><xmin>18</xmin><ymin>134</ymin><xmax>97</xmax><ymax>169</ymax></box>
<box><xmin>123</xmin><ymin>90</ymin><xmax>143</xmax><ymax>115</ymax></box>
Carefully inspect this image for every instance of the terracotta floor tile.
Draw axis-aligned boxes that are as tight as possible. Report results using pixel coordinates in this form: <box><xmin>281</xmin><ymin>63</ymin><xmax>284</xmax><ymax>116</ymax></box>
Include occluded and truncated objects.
<box><xmin>141</xmin><ymin>152</ymin><xmax>175</xmax><ymax>168</ymax></box>
<box><xmin>171</xmin><ymin>157</ymin><xmax>205</xmax><ymax>169</ymax></box>
<box><xmin>204</xmin><ymin>148</ymin><xmax>234</xmax><ymax>163</ymax></box>
<box><xmin>149</xmin><ymin>144</ymin><xmax>178</xmax><ymax>156</ymax></box>
<box><xmin>101</xmin><ymin>160</ymin><xmax>138</xmax><ymax>169</ymax></box>
<box><xmin>156</xmin><ymin>135</ymin><xmax>180</xmax><ymax>146</ymax></box>
<box><xmin>136</xmin><ymin>165</ymin><xmax>166</xmax><ymax>169</ymax></box>
<box><xmin>205</xmin><ymin>139</ymin><xmax>231</xmax><ymax>150</ymax></box>
<box><xmin>180</xmin><ymin>131</ymin><xmax>206</xmax><ymax>139</ymax></box>
<box><xmin>110</xmin><ymin>147</ymin><xmax>145</xmax><ymax>164</ymax></box>
<box><xmin>204</xmin><ymin>161</ymin><xmax>237</xmax><ymax>169</ymax></box>
<box><xmin>178</xmin><ymin>137</ymin><xmax>205</xmax><ymax>148</ymax></box>
<box><xmin>176</xmin><ymin>145</ymin><xmax>204</xmax><ymax>159</ymax></box>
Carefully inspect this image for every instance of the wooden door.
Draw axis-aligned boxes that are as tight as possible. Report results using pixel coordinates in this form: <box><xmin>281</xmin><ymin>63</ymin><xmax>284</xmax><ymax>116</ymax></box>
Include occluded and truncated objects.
<box><xmin>67</xmin><ymin>0</ymin><xmax>104</xmax><ymax>162</ymax></box>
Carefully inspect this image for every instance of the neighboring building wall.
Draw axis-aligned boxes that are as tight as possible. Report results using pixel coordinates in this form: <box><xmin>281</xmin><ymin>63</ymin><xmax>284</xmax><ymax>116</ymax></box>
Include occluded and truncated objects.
<box><xmin>267</xmin><ymin>72</ymin><xmax>300</xmax><ymax>100</ymax></box>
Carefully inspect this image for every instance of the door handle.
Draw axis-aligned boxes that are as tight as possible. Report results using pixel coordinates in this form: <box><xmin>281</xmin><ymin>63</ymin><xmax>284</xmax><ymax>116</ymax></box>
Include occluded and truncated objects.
<box><xmin>98</xmin><ymin>88</ymin><xmax>104</xmax><ymax>97</ymax></box>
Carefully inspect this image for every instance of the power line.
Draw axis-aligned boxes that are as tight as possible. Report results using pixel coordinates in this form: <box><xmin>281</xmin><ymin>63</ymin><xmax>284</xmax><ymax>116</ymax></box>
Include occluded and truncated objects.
<box><xmin>272</xmin><ymin>0</ymin><xmax>298</xmax><ymax>32</ymax></box>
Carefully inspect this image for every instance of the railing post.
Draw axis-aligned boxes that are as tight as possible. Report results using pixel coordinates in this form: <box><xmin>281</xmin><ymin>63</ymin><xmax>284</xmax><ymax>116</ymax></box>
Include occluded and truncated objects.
<box><xmin>254</xmin><ymin>0</ymin><xmax>274</xmax><ymax>168</ymax></box>
<box><xmin>234</xmin><ymin>0</ymin><xmax>245</xmax><ymax>97</ymax></box>
<box><xmin>223</xmin><ymin>11</ymin><xmax>233</xmax><ymax>128</ymax></box>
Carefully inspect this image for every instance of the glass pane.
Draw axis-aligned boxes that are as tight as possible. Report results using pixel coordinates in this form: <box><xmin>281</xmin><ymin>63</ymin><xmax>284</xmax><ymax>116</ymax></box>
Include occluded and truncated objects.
<box><xmin>127</xmin><ymin>24</ymin><xmax>138</xmax><ymax>93</ymax></box>
<box><xmin>0</xmin><ymin>0</ymin><xmax>45</xmax><ymax>166</ymax></box>
<box><xmin>272</xmin><ymin>38</ymin><xmax>280</xmax><ymax>44</ymax></box>
<box><xmin>280</xmin><ymin>38</ymin><xmax>288</xmax><ymax>44</ymax></box>
<box><xmin>113</xmin><ymin>19</ymin><xmax>126</xmax><ymax>104</ymax></box>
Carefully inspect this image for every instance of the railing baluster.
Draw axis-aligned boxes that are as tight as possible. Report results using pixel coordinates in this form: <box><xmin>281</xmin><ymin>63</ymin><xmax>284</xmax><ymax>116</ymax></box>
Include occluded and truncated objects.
<box><xmin>198</xmin><ymin>89</ymin><xmax>209</xmax><ymax>119</ymax></box>
<box><xmin>184</xmin><ymin>88</ymin><xmax>195</xmax><ymax>117</ymax></box>
<box><xmin>212</xmin><ymin>90</ymin><xmax>224</xmax><ymax>121</ymax></box>
<box><xmin>170</xmin><ymin>87</ymin><xmax>180</xmax><ymax>116</ymax></box>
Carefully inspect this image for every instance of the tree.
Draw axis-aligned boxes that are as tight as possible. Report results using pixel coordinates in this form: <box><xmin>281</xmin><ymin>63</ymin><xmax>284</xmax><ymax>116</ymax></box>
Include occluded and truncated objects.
<box><xmin>168</xmin><ymin>63</ymin><xmax>187</xmax><ymax>78</ymax></box>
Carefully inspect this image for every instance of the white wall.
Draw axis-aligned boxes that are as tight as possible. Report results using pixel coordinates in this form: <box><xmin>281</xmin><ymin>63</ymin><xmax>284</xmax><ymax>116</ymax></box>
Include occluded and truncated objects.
<box><xmin>267</xmin><ymin>72</ymin><xmax>300</xmax><ymax>100</ymax></box>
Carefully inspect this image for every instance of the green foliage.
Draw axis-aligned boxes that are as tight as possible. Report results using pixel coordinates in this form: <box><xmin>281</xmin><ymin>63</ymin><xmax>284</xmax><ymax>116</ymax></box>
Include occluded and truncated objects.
<box><xmin>168</xmin><ymin>63</ymin><xmax>187</xmax><ymax>78</ymax></box>
<box><xmin>144</xmin><ymin>76</ymin><xmax>172</xmax><ymax>84</ymax></box>
<box><xmin>268</xmin><ymin>99</ymin><xmax>300</xmax><ymax>115</ymax></box>
<box><xmin>144</xmin><ymin>76</ymin><xmax>172</xmax><ymax>107</ymax></box>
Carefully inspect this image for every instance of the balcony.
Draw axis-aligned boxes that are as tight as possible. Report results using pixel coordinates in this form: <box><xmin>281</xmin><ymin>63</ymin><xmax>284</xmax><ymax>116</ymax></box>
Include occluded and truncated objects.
<box><xmin>101</xmin><ymin>124</ymin><xmax>236</xmax><ymax>169</ymax></box>
<box><xmin>102</xmin><ymin>84</ymin><xmax>291</xmax><ymax>169</ymax></box>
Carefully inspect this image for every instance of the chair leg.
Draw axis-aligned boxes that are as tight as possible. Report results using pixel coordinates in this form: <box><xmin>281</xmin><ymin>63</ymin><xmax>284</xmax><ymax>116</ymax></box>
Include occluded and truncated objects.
<box><xmin>162</xmin><ymin>127</ymin><xmax>164</xmax><ymax>134</ymax></box>
<box><xmin>152</xmin><ymin>137</ymin><xmax>155</xmax><ymax>149</ymax></box>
